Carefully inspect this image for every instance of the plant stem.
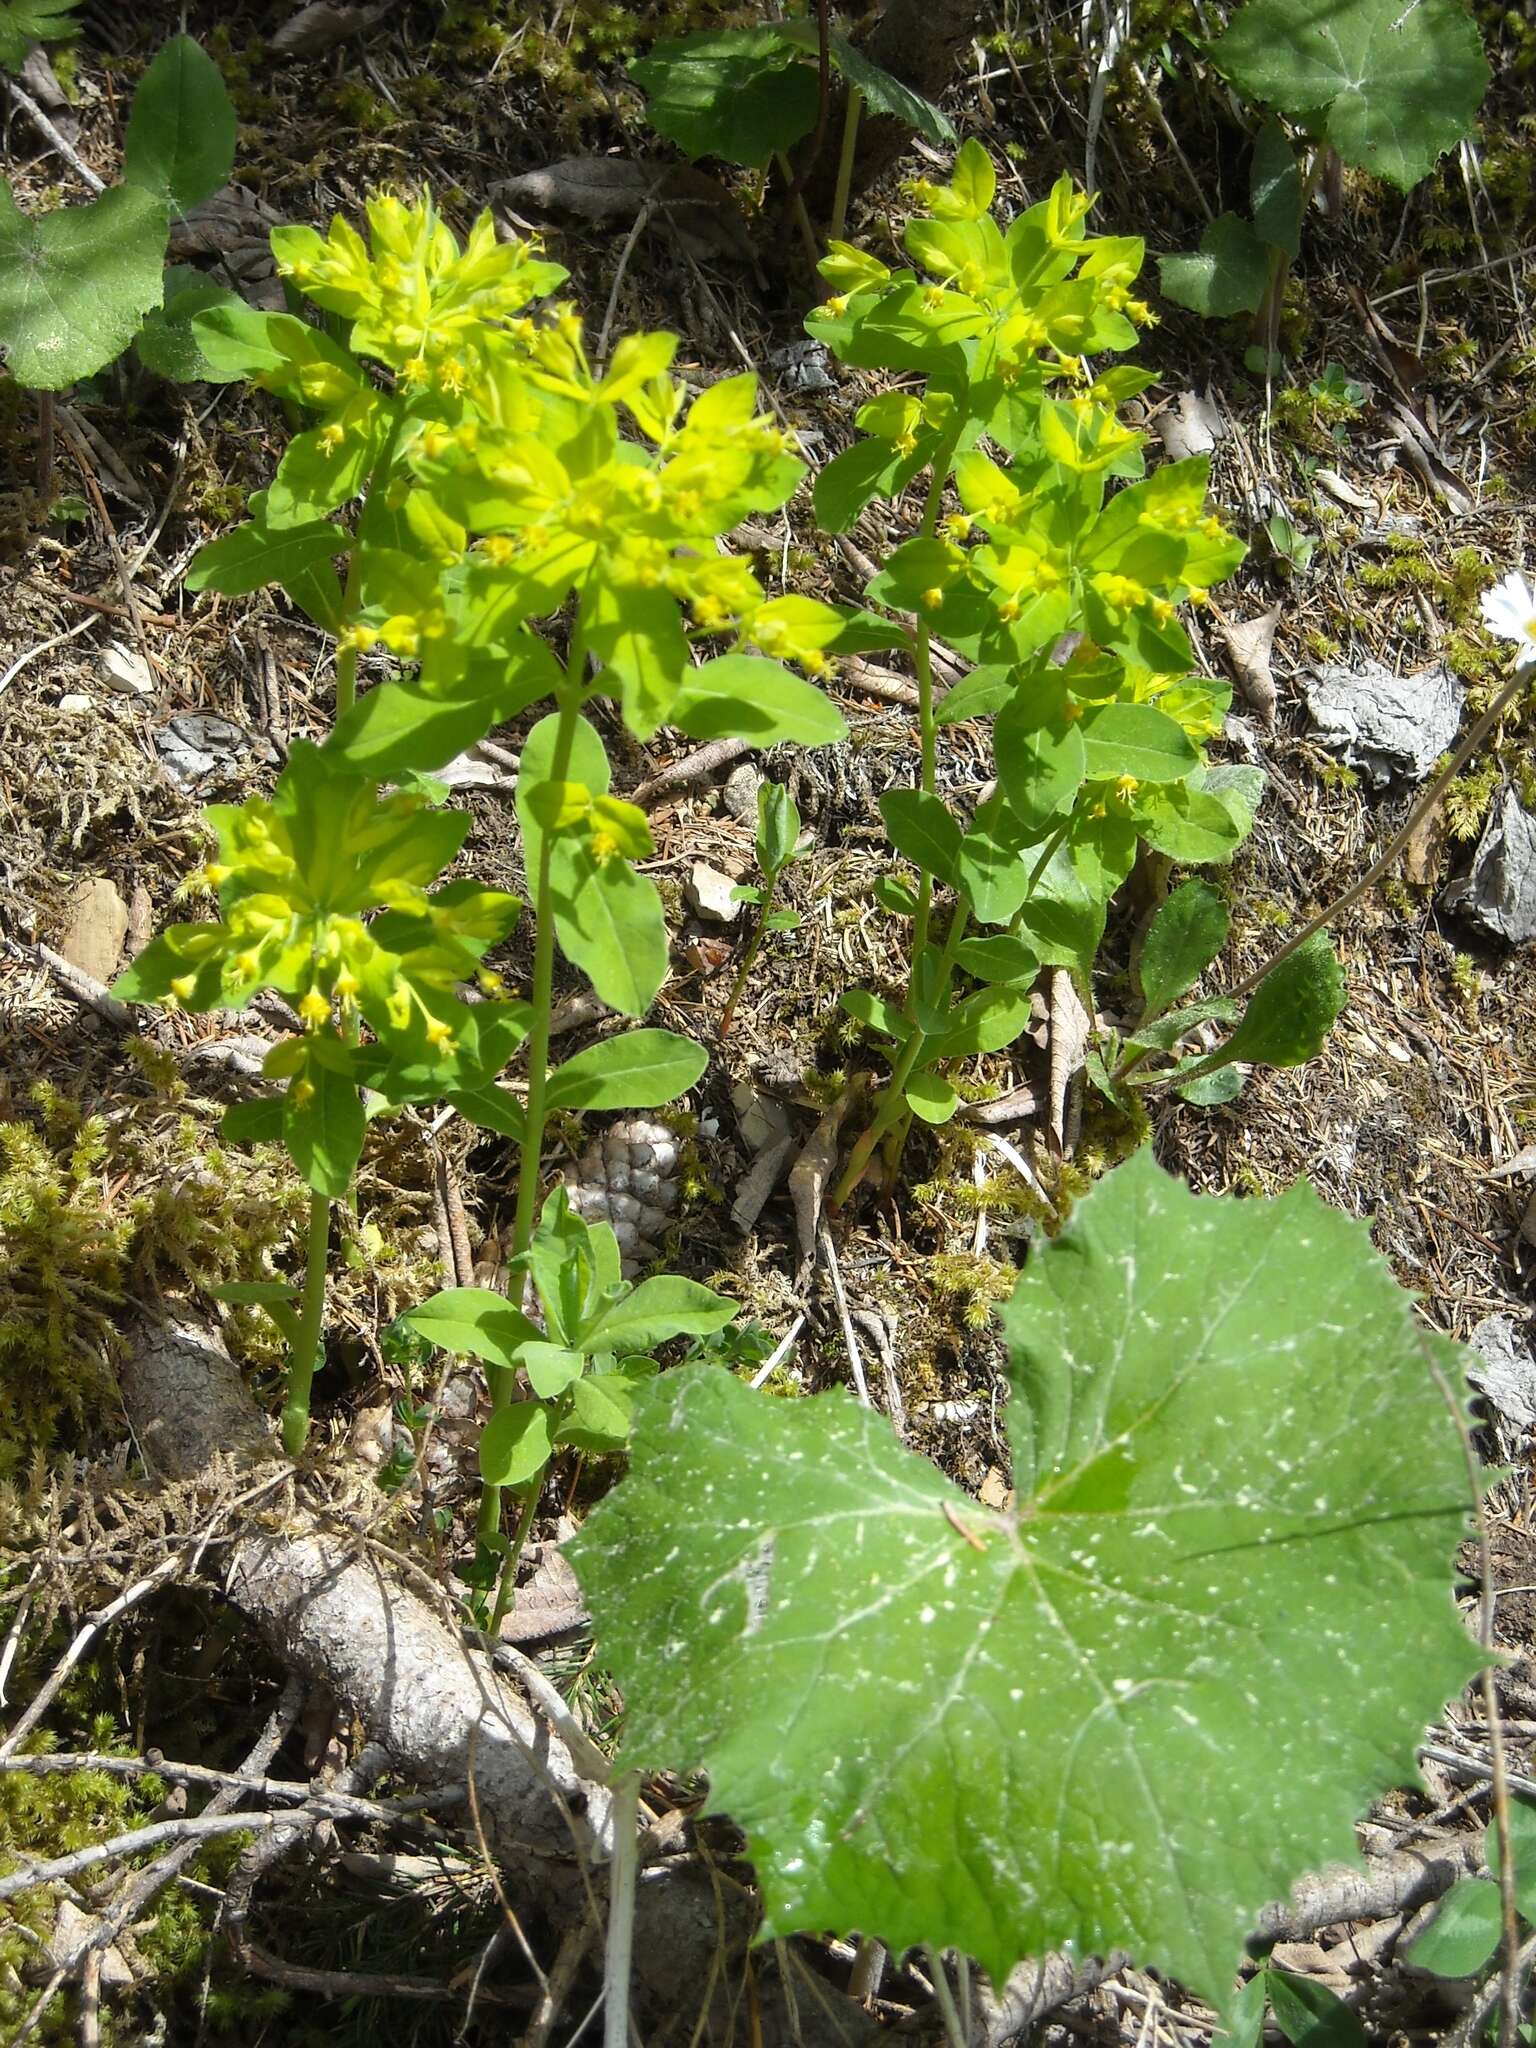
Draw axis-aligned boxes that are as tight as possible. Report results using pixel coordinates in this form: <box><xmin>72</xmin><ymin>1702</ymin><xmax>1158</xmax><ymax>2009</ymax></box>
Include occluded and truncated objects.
<box><xmin>774</xmin><ymin>150</ymin><xmax>821</xmax><ymax>272</ymax></box>
<box><xmin>475</xmin><ymin>645</ymin><xmax>587</xmax><ymax>1554</ymax></box>
<box><xmin>602</xmin><ymin>1772</ymin><xmax>642</xmax><ymax>2048</ymax></box>
<box><xmin>906</xmin><ymin>421</ymin><xmax>967</xmax><ymax>969</ymax></box>
<box><xmin>718</xmin><ymin>876</ymin><xmax>780</xmax><ymax>1039</ymax></box>
<box><xmin>280</xmin><ymin>1190</ymin><xmax>332</xmax><ymax>1458</ymax></box>
<box><xmin>832</xmin><ymin>901</ymin><xmax>970</xmax><ymax>1207</ymax></box>
<box><xmin>927</xmin><ymin>1950</ymin><xmax>970</xmax><ymax>2048</ymax></box>
<box><xmin>489</xmin><ymin>1484</ymin><xmax>540</xmax><ymax>1633</ymax></box>
<box><xmin>829</xmin><ymin>85</ymin><xmax>863</xmax><ymax>246</ymax></box>
<box><xmin>334</xmin><ymin>411</ymin><xmax>405</xmax><ymax>723</ymax></box>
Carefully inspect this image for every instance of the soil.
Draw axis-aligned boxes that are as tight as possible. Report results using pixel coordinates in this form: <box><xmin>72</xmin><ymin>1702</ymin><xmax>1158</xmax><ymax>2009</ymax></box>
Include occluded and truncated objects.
<box><xmin>1</xmin><ymin>2</ymin><xmax>1534</xmax><ymax>2044</ymax></box>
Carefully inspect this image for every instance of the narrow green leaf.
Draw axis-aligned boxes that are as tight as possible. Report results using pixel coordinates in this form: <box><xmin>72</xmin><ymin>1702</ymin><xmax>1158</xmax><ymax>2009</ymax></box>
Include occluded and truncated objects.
<box><xmin>284</xmin><ymin>1060</ymin><xmax>364</xmax><ymax>1199</ymax></box>
<box><xmin>935</xmin><ymin>664</ymin><xmax>1016</xmax><ymax>726</ymax></box>
<box><xmin>327</xmin><ymin>641</ymin><xmax>558</xmax><ymax>776</ymax></box>
<box><xmin>447</xmin><ymin>1085</ymin><xmax>527</xmax><ymax>1143</ymax></box>
<box><xmin>1217</xmin><ymin>933</ymin><xmax>1346</xmax><ymax>1071</ymax></box>
<box><xmin>572</xmin><ymin>1151</ymin><xmax>1482</xmax><ymax>2014</ymax></box>
<box><xmin>479</xmin><ymin>1400</ymin><xmax>553</xmax><ymax>1489</ymax></box>
<box><xmin>841</xmin><ymin>988</ymin><xmax>913</xmax><ymax>1044</ymax></box>
<box><xmin>926</xmin><ymin>985</ymin><xmax>1032</xmax><ymax>1060</ymax></box>
<box><xmin>545</xmin><ymin>1030</ymin><xmax>707</xmax><ymax>1112</ymax></box>
<box><xmin>580</xmin><ymin>1275</ymin><xmax>735</xmax><ymax>1354</ymax></box>
<box><xmin>825</xmin><ymin>30</ymin><xmax>955</xmax><ymax>145</ymax></box>
<box><xmin>401</xmin><ymin>1286</ymin><xmax>542</xmax><ymax>1368</ymax></box>
<box><xmin>123</xmin><ymin>36</ymin><xmax>235</xmax><ymax>213</ymax></box>
<box><xmin>1265</xmin><ymin>1970</ymin><xmax>1369</xmax><ymax>2046</ymax></box>
<box><xmin>756</xmin><ymin>782</ymin><xmax>800</xmax><ymax>876</ymax></box>
<box><xmin>1139</xmin><ymin>880</ymin><xmax>1229</xmax><ymax>1019</ymax></box>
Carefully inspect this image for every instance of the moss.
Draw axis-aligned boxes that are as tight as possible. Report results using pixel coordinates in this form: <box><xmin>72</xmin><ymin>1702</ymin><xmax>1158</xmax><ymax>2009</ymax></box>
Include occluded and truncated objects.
<box><xmin>1444</xmin><ymin>757</ymin><xmax>1502</xmax><ymax>841</ymax></box>
<box><xmin>927</xmin><ymin>1252</ymin><xmax>1017</xmax><ymax>1332</ymax></box>
<box><xmin>0</xmin><ymin>1067</ymin><xmax>307</xmax><ymax>1481</ymax></box>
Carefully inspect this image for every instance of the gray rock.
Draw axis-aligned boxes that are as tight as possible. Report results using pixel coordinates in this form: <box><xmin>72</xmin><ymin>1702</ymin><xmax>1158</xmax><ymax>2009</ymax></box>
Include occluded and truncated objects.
<box><xmin>1442</xmin><ymin>787</ymin><xmax>1536</xmax><ymax>944</ymax></box>
<box><xmin>686</xmin><ymin>861</ymin><xmax>741</xmax><ymax>924</ymax></box>
<box><xmin>1302</xmin><ymin>658</ymin><xmax>1462</xmax><ymax>787</ymax></box>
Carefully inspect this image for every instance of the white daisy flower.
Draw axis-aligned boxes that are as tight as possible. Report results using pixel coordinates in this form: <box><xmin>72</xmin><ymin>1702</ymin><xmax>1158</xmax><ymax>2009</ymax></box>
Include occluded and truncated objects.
<box><xmin>1480</xmin><ymin>570</ymin><xmax>1536</xmax><ymax>669</ymax></box>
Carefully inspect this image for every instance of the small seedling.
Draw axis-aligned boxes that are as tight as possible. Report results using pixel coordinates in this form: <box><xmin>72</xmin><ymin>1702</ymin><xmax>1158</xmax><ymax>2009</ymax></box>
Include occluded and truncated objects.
<box><xmin>719</xmin><ymin>780</ymin><xmax>805</xmax><ymax>1037</ymax></box>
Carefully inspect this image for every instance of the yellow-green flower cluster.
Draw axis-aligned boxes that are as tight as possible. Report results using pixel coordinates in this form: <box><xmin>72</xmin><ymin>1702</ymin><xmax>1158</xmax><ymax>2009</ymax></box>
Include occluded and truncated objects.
<box><xmin>271</xmin><ymin>192</ymin><xmax>566</xmax><ymax>395</ymax></box>
<box><xmin>118</xmin><ymin>744</ymin><xmax>522</xmax><ymax>1076</ymax></box>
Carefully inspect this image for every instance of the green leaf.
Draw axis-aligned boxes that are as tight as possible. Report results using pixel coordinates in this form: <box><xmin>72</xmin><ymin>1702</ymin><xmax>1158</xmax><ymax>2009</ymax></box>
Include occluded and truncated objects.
<box><xmin>935</xmin><ymin>664</ymin><xmax>1016</xmax><ymax>726</ymax></box>
<box><xmin>825</xmin><ymin>30</ymin><xmax>955</xmax><ymax>146</ymax></box>
<box><xmin>588</xmin><ymin>579</ymin><xmax>691</xmax><ymax>740</ymax></box>
<box><xmin>953</xmin><ymin>934</ymin><xmax>1040</xmax><ymax>988</ymax></box>
<box><xmin>1175</xmin><ymin>1065</ymin><xmax>1245</xmax><ymax>1106</ymax></box>
<box><xmin>1015</xmin><ymin>839</ymin><xmax>1108</xmax><ymax>978</ymax></box>
<box><xmin>756</xmin><ymin>782</ymin><xmax>800</xmax><ymax>876</ymax></box>
<box><xmin>556</xmin><ymin>1370</ymin><xmax>641</xmax><ymax>1454</ymax></box>
<box><xmin>1157</xmin><ymin>213</ymin><xmax>1273</xmax><ymax>318</ymax></box>
<box><xmin>284</xmin><ymin>1059</ymin><xmax>363</xmax><ymax>1198</ymax></box>
<box><xmin>994</xmin><ymin>703</ymin><xmax>1086</xmax><ymax>831</ymax></box>
<box><xmin>123</xmin><ymin>36</ymin><xmax>235</xmax><ymax>214</ymax></box>
<box><xmin>1226</xmin><ymin>1972</ymin><xmax>1272</xmax><ymax>2048</ymax></box>
<box><xmin>841</xmin><ymin>989</ymin><xmax>912</xmax><ymax>1045</ymax></box>
<box><xmin>1139</xmin><ymin>881</ymin><xmax>1229</xmax><ymax>1019</ymax></box>
<box><xmin>1403</xmin><ymin>1876</ymin><xmax>1503</xmax><ymax>1979</ymax></box>
<box><xmin>1265</xmin><ymin>1970</ymin><xmax>1368</xmax><ymax>2047</ymax></box>
<box><xmin>546</xmin><ymin>1030</ymin><xmax>707</xmax><ymax>1112</ymax></box>
<box><xmin>1214</xmin><ymin>932</ymin><xmax>1346</xmax><ymax>1071</ymax></box>
<box><xmin>1133</xmin><ymin>784</ymin><xmax>1249</xmax><ymax>866</ymax></box>
<box><xmin>1500</xmin><ymin>1794</ymin><xmax>1536</xmax><ymax>1924</ymax></box>
<box><xmin>327</xmin><ymin>641</ymin><xmax>558</xmax><ymax>777</ymax></box>
<box><xmin>220</xmin><ymin>1096</ymin><xmax>285</xmax><ymax>1146</ymax></box>
<box><xmin>1250</xmin><ymin>115</ymin><xmax>1303</xmax><ymax>259</ymax></box>
<box><xmin>1080</xmin><ymin>702</ymin><xmax>1200</xmax><ymax>784</ymax></box>
<box><xmin>873</xmin><ymin>875</ymin><xmax>920</xmax><ymax>918</ymax></box>
<box><xmin>630</xmin><ymin>25</ymin><xmax>820</xmax><ymax>169</ymax></box>
<box><xmin>0</xmin><ymin>0</ymin><xmax>78</xmax><ymax>73</ymax></box>
<box><xmin>401</xmin><ymin>1287</ymin><xmax>542</xmax><ymax>1369</ymax></box>
<box><xmin>671</xmin><ymin>655</ymin><xmax>847</xmax><ymax>747</ymax></box>
<box><xmin>520</xmin><ymin>1343</ymin><xmax>586</xmax><ymax>1400</ymax></box>
<box><xmin>571</xmin><ymin>1151</ymin><xmax>1481</xmax><ymax>2014</ymax></box>
<box><xmin>579</xmin><ymin>1275</ymin><xmax>736</xmax><ymax>1354</ymax></box>
<box><xmin>519</xmin><ymin>713</ymin><xmax>668</xmax><ymax>1017</ymax></box>
<box><xmin>1210</xmin><ymin>0</ymin><xmax>1489</xmax><ymax>193</ymax></box>
<box><xmin>906</xmin><ymin>1069</ymin><xmax>960</xmax><ymax>1124</ymax></box>
<box><xmin>447</xmin><ymin>1085</ymin><xmax>527</xmax><ymax>1143</ymax></box>
<box><xmin>0</xmin><ymin>180</ymin><xmax>168</xmax><ymax>389</ymax></box>
<box><xmin>479</xmin><ymin>1400</ymin><xmax>554</xmax><ymax>1489</ymax></box>
<box><xmin>926</xmin><ymin>985</ymin><xmax>1033</xmax><ymax>1060</ymax></box>
<box><xmin>134</xmin><ymin>268</ymin><xmax>245</xmax><ymax>382</ymax></box>
<box><xmin>879</xmin><ymin>789</ymin><xmax>961</xmax><ymax>888</ymax></box>
<box><xmin>186</xmin><ymin>512</ymin><xmax>342</xmax><ymax>597</ymax></box>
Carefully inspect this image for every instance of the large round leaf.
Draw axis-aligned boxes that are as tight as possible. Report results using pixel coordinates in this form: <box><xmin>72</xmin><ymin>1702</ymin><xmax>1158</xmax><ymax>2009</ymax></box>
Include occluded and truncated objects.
<box><xmin>572</xmin><ymin>1150</ymin><xmax>1482</xmax><ymax>2014</ymax></box>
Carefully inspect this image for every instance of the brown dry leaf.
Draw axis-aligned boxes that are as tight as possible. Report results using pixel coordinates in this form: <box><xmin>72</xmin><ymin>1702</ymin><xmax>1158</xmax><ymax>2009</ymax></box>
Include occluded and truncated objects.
<box><xmin>499</xmin><ymin>1543</ymin><xmax>588</xmax><ymax>1646</ymax></box>
<box><xmin>1214</xmin><ymin>602</ymin><xmax>1282</xmax><ymax>728</ymax></box>
<box><xmin>493</xmin><ymin>158</ymin><xmax>756</xmax><ymax>267</ymax></box>
<box><xmin>57</xmin><ymin>877</ymin><xmax>130</xmax><ymax>984</ymax></box>
<box><xmin>1047</xmin><ymin>970</ymin><xmax>1090</xmax><ymax>1151</ymax></box>
<box><xmin>790</xmin><ymin>1080</ymin><xmax>863</xmax><ymax>1280</ymax></box>
<box><xmin>1401</xmin><ymin>799</ymin><xmax>1448</xmax><ymax>885</ymax></box>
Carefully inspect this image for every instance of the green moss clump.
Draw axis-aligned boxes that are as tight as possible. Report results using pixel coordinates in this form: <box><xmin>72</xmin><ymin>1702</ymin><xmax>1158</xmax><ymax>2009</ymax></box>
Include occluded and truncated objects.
<box><xmin>0</xmin><ymin>1063</ymin><xmax>307</xmax><ymax>1480</ymax></box>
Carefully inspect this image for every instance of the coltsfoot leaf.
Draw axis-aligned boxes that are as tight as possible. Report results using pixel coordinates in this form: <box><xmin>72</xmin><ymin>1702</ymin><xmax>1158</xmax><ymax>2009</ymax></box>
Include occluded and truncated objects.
<box><xmin>572</xmin><ymin>1150</ymin><xmax>1482</xmax><ymax>2013</ymax></box>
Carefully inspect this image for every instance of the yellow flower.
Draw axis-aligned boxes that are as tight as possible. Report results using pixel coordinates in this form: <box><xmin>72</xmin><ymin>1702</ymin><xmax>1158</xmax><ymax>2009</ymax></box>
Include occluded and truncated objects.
<box><xmin>299</xmin><ymin>990</ymin><xmax>332</xmax><ymax>1028</ymax></box>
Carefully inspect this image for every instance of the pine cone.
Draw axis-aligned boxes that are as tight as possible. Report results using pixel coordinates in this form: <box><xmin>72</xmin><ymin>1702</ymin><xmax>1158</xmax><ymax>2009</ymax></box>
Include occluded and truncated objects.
<box><xmin>562</xmin><ymin>1117</ymin><xmax>680</xmax><ymax>1274</ymax></box>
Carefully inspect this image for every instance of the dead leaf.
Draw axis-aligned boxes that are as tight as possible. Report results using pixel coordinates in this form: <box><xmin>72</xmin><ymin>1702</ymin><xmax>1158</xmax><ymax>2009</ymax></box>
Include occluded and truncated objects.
<box><xmin>1485</xmin><ymin>1145</ymin><xmax>1536</xmax><ymax>1182</ymax></box>
<box><xmin>732</xmin><ymin>1134</ymin><xmax>796</xmax><ymax>1234</ymax></box>
<box><xmin>1312</xmin><ymin>467</ymin><xmax>1375</xmax><ymax>514</ymax></box>
<box><xmin>271</xmin><ymin>0</ymin><xmax>395</xmax><ymax>58</ymax></box>
<box><xmin>1154</xmin><ymin>389</ymin><xmax>1225</xmax><ymax>463</ymax></box>
<box><xmin>57</xmin><ymin>878</ymin><xmax>130</xmax><ymax>984</ymax></box>
<box><xmin>1213</xmin><ymin>603</ymin><xmax>1282</xmax><ymax>729</ymax></box>
<box><xmin>790</xmin><ymin>1080</ymin><xmax>863</xmax><ymax>1281</ymax></box>
<box><xmin>1048</xmin><ymin>970</ymin><xmax>1090</xmax><ymax>1152</ymax></box>
<box><xmin>493</xmin><ymin>157</ymin><xmax>756</xmax><ymax>267</ymax></box>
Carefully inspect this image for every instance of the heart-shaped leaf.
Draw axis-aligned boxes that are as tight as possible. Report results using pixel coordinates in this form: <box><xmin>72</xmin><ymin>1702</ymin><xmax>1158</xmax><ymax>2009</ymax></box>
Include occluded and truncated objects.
<box><xmin>573</xmin><ymin>1150</ymin><xmax>1481</xmax><ymax>2015</ymax></box>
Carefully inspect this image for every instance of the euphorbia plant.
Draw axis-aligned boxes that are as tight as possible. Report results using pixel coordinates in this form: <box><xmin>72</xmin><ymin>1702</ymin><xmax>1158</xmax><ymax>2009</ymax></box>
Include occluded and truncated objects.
<box><xmin>114</xmin><ymin>194</ymin><xmax>847</xmax><ymax>1588</ymax></box>
<box><xmin>804</xmin><ymin>143</ymin><xmax>1343</xmax><ymax>1196</ymax></box>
